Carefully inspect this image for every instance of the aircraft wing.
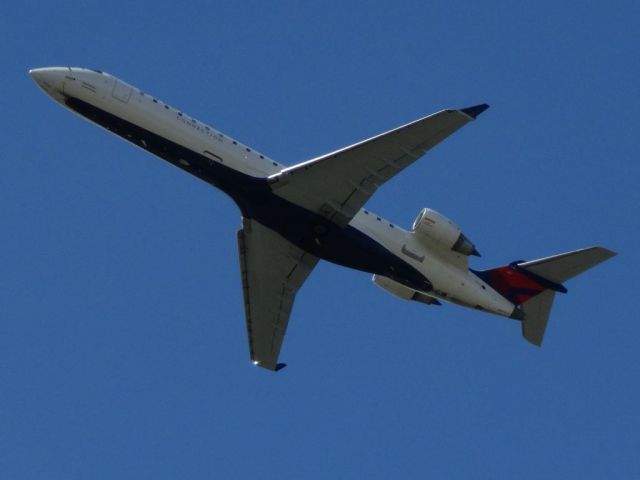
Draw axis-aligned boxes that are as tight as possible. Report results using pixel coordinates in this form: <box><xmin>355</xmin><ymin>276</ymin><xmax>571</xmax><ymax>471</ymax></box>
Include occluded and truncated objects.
<box><xmin>268</xmin><ymin>105</ymin><xmax>489</xmax><ymax>227</ymax></box>
<box><xmin>237</xmin><ymin>218</ymin><xmax>319</xmax><ymax>371</ymax></box>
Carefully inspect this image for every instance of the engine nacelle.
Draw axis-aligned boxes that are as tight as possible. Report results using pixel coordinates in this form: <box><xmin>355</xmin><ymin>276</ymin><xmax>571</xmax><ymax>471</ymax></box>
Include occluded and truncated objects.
<box><xmin>412</xmin><ymin>208</ymin><xmax>480</xmax><ymax>256</ymax></box>
<box><xmin>372</xmin><ymin>275</ymin><xmax>441</xmax><ymax>305</ymax></box>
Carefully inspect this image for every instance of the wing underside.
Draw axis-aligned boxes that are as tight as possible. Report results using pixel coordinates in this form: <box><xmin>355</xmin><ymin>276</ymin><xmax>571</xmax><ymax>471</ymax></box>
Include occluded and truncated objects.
<box><xmin>237</xmin><ymin>218</ymin><xmax>319</xmax><ymax>371</ymax></box>
<box><xmin>235</xmin><ymin>105</ymin><xmax>488</xmax><ymax>370</ymax></box>
<box><xmin>268</xmin><ymin>105</ymin><xmax>488</xmax><ymax>227</ymax></box>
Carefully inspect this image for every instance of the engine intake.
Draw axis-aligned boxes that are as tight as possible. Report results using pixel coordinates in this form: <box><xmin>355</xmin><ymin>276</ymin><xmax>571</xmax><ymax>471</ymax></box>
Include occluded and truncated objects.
<box><xmin>412</xmin><ymin>208</ymin><xmax>480</xmax><ymax>257</ymax></box>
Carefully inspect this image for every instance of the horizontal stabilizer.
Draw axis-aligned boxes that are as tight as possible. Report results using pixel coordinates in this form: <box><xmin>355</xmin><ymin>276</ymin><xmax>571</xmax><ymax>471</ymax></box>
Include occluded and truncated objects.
<box><xmin>517</xmin><ymin>246</ymin><xmax>616</xmax><ymax>284</ymax></box>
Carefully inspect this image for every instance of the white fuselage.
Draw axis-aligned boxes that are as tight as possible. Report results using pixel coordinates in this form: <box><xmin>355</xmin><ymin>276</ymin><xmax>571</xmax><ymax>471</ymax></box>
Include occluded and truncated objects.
<box><xmin>30</xmin><ymin>67</ymin><xmax>516</xmax><ymax>318</ymax></box>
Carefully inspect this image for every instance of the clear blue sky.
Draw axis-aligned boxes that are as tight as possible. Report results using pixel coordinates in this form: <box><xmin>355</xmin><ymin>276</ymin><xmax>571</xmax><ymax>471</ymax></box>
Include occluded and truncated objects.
<box><xmin>2</xmin><ymin>1</ymin><xmax>638</xmax><ymax>478</ymax></box>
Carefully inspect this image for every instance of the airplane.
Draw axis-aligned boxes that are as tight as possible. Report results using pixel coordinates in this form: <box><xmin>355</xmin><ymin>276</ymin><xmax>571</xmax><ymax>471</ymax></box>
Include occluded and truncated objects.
<box><xmin>30</xmin><ymin>67</ymin><xmax>616</xmax><ymax>371</ymax></box>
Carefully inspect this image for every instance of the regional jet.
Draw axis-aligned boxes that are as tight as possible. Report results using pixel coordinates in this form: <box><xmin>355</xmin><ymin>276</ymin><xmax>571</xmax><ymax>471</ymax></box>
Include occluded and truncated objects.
<box><xmin>30</xmin><ymin>67</ymin><xmax>616</xmax><ymax>371</ymax></box>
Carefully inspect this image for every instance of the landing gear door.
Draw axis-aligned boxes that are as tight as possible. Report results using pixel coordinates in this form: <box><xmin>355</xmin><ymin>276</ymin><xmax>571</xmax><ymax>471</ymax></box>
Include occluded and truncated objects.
<box><xmin>112</xmin><ymin>79</ymin><xmax>132</xmax><ymax>103</ymax></box>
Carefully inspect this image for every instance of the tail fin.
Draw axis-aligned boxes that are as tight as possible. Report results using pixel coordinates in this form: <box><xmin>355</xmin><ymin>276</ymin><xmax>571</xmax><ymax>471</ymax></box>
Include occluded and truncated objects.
<box><xmin>519</xmin><ymin>290</ymin><xmax>556</xmax><ymax>346</ymax></box>
<box><xmin>476</xmin><ymin>247</ymin><xmax>616</xmax><ymax>346</ymax></box>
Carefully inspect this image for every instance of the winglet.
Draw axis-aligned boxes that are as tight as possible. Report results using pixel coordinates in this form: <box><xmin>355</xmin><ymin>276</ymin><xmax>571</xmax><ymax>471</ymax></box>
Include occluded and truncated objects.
<box><xmin>460</xmin><ymin>103</ymin><xmax>490</xmax><ymax>119</ymax></box>
<box><xmin>252</xmin><ymin>360</ymin><xmax>287</xmax><ymax>372</ymax></box>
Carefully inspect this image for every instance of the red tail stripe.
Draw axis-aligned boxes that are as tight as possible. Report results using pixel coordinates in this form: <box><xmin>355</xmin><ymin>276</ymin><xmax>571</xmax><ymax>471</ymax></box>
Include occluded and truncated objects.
<box><xmin>480</xmin><ymin>266</ymin><xmax>547</xmax><ymax>305</ymax></box>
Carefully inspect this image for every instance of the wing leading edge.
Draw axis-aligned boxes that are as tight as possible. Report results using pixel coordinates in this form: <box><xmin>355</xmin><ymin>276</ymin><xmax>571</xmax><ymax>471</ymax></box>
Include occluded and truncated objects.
<box><xmin>237</xmin><ymin>218</ymin><xmax>319</xmax><ymax>371</ymax></box>
<box><xmin>268</xmin><ymin>105</ymin><xmax>489</xmax><ymax>227</ymax></box>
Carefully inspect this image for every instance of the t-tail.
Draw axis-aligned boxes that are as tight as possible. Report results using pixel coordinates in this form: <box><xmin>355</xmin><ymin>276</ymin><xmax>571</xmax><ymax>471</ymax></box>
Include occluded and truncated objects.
<box><xmin>475</xmin><ymin>247</ymin><xmax>616</xmax><ymax>346</ymax></box>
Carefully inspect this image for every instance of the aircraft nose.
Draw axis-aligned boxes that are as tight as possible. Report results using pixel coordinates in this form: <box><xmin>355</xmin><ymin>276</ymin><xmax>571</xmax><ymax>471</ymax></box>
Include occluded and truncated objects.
<box><xmin>28</xmin><ymin>67</ymin><xmax>47</xmax><ymax>82</ymax></box>
<box><xmin>29</xmin><ymin>67</ymin><xmax>63</xmax><ymax>86</ymax></box>
<box><xmin>29</xmin><ymin>67</ymin><xmax>69</xmax><ymax>102</ymax></box>
<box><xmin>29</xmin><ymin>68</ymin><xmax>45</xmax><ymax>82</ymax></box>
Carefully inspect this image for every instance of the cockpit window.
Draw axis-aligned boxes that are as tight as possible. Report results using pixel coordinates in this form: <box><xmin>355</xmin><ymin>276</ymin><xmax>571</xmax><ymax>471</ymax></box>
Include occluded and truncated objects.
<box><xmin>88</xmin><ymin>69</ymin><xmax>103</xmax><ymax>74</ymax></box>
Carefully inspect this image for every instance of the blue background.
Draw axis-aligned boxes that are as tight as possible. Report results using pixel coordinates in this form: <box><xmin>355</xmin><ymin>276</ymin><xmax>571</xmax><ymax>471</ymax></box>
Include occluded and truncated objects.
<box><xmin>3</xmin><ymin>1</ymin><xmax>638</xmax><ymax>478</ymax></box>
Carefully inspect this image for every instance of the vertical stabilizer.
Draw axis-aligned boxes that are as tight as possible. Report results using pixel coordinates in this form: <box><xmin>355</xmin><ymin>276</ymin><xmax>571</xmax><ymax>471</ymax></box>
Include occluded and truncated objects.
<box><xmin>520</xmin><ymin>290</ymin><xmax>556</xmax><ymax>346</ymax></box>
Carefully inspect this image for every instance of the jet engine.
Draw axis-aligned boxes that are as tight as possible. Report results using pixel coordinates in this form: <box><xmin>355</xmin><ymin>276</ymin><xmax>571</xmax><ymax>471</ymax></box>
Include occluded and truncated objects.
<box><xmin>412</xmin><ymin>208</ymin><xmax>480</xmax><ymax>256</ymax></box>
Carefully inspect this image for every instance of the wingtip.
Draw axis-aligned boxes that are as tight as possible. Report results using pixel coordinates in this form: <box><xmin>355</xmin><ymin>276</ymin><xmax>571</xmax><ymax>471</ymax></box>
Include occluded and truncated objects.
<box><xmin>460</xmin><ymin>103</ymin><xmax>490</xmax><ymax>119</ymax></box>
<box><xmin>252</xmin><ymin>360</ymin><xmax>287</xmax><ymax>372</ymax></box>
<box><xmin>597</xmin><ymin>247</ymin><xmax>617</xmax><ymax>259</ymax></box>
